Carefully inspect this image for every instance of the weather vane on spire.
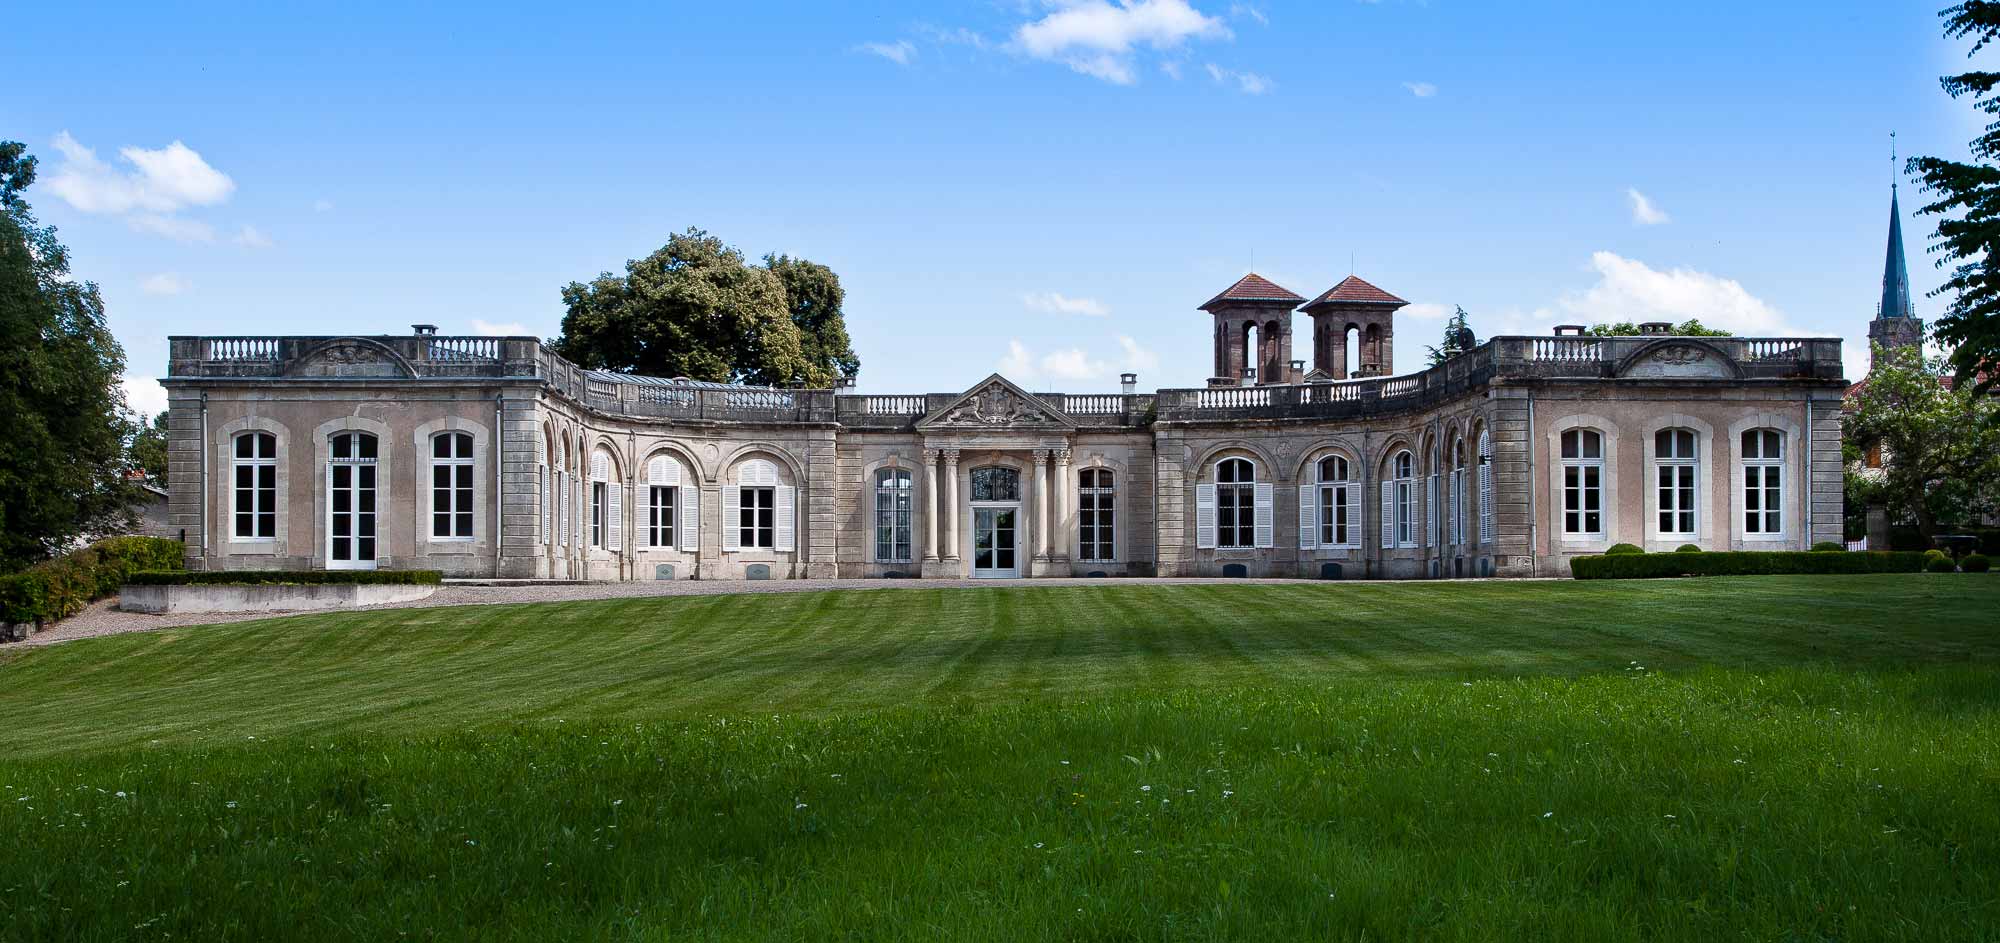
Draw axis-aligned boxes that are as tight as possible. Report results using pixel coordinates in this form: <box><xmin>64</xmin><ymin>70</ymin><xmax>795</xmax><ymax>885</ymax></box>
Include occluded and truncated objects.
<box><xmin>1891</xmin><ymin>131</ymin><xmax>1898</xmax><ymax>191</ymax></box>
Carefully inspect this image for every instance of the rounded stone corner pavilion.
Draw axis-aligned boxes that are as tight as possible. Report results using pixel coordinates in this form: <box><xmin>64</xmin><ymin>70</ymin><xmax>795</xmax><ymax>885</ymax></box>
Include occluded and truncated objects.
<box><xmin>163</xmin><ymin>272</ymin><xmax>1848</xmax><ymax>581</ymax></box>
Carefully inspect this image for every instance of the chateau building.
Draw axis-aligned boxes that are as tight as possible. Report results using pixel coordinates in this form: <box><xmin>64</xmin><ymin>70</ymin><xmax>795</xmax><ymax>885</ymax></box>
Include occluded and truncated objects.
<box><xmin>163</xmin><ymin>274</ymin><xmax>1848</xmax><ymax>580</ymax></box>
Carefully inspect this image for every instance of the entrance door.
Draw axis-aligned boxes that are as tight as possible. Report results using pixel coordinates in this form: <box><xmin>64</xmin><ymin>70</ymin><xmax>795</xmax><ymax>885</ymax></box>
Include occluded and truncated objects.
<box><xmin>972</xmin><ymin>506</ymin><xmax>1019</xmax><ymax>578</ymax></box>
<box><xmin>327</xmin><ymin>431</ymin><xmax>379</xmax><ymax>570</ymax></box>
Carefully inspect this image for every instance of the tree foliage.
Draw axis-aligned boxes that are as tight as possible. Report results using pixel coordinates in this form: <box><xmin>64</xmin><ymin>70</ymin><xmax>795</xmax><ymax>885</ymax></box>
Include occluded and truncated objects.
<box><xmin>0</xmin><ymin>141</ymin><xmax>144</xmax><ymax>571</ymax></box>
<box><xmin>1583</xmin><ymin>319</ymin><xmax>1732</xmax><ymax>337</ymax></box>
<box><xmin>552</xmin><ymin>229</ymin><xmax>860</xmax><ymax>388</ymax></box>
<box><xmin>1844</xmin><ymin>340</ymin><xmax>2000</xmax><ymax>536</ymax></box>
<box><xmin>1424</xmin><ymin>306</ymin><xmax>1477</xmax><ymax>367</ymax></box>
<box><xmin>1907</xmin><ymin>3</ymin><xmax>2000</xmax><ymax>395</ymax></box>
<box><xmin>128</xmin><ymin>410</ymin><xmax>169</xmax><ymax>488</ymax></box>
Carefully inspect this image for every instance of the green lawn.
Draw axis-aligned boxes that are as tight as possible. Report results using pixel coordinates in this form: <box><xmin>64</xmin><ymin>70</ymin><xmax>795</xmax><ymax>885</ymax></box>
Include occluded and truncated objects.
<box><xmin>3</xmin><ymin>576</ymin><xmax>1998</xmax><ymax>941</ymax></box>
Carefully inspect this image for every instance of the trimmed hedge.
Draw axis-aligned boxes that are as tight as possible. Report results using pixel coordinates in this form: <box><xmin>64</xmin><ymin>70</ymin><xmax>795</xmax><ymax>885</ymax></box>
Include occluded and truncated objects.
<box><xmin>1810</xmin><ymin>542</ymin><xmax>1846</xmax><ymax>553</ymax></box>
<box><xmin>0</xmin><ymin>537</ymin><xmax>186</xmax><ymax>625</ymax></box>
<box><xmin>1964</xmin><ymin>554</ymin><xmax>1991</xmax><ymax>573</ymax></box>
<box><xmin>1926</xmin><ymin>556</ymin><xmax>1959</xmax><ymax>574</ymax></box>
<box><xmin>1674</xmin><ymin>544</ymin><xmax>1702</xmax><ymax>553</ymax></box>
<box><xmin>125</xmin><ymin>569</ymin><xmax>443</xmax><ymax>587</ymax></box>
<box><xmin>1571</xmin><ymin>550</ymin><xmax>1929</xmax><ymax>580</ymax></box>
<box><xmin>1605</xmin><ymin>543</ymin><xmax>1645</xmax><ymax>556</ymax></box>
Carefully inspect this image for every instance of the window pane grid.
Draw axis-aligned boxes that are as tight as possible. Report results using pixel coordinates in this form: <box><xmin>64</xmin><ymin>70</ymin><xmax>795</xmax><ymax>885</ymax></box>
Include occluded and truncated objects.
<box><xmin>1079</xmin><ymin>469</ymin><xmax>1114</xmax><ymax>561</ymax></box>
<box><xmin>649</xmin><ymin>486</ymin><xmax>677</xmax><ymax>548</ymax></box>
<box><xmin>875</xmin><ymin>469</ymin><xmax>913</xmax><ymax>563</ymax></box>
<box><xmin>741</xmin><ymin>487</ymin><xmax>775</xmax><ymax>549</ymax></box>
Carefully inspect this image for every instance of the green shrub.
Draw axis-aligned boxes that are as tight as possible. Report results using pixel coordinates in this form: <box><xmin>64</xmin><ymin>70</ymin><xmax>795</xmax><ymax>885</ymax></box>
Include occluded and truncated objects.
<box><xmin>1605</xmin><ymin>543</ymin><xmax>1645</xmax><ymax>556</ymax></box>
<box><xmin>1924</xmin><ymin>548</ymin><xmax>1949</xmax><ymax>563</ymax></box>
<box><xmin>1571</xmin><ymin>551</ymin><xmax>1929</xmax><ymax>580</ymax></box>
<box><xmin>1810</xmin><ymin>541</ymin><xmax>1846</xmax><ymax>553</ymax></box>
<box><xmin>1675</xmin><ymin>544</ymin><xmax>1702</xmax><ymax>553</ymax></box>
<box><xmin>1926</xmin><ymin>556</ymin><xmax>1958</xmax><ymax>574</ymax></box>
<box><xmin>0</xmin><ymin>537</ymin><xmax>185</xmax><ymax>626</ymax></box>
<box><xmin>1963</xmin><ymin>553</ymin><xmax>1991</xmax><ymax>573</ymax></box>
<box><xmin>126</xmin><ymin>569</ymin><xmax>443</xmax><ymax>587</ymax></box>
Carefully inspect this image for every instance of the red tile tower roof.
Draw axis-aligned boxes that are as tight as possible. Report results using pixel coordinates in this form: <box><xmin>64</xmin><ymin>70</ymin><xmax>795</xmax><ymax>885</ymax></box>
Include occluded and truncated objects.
<box><xmin>1302</xmin><ymin>275</ymin><xmax>1409</xmax><ymax>309</ymax></box>
<box><xmin>1199</xmin><ymin>273</ymin><xmax>1306</xmax><ymax>311</ymax></box>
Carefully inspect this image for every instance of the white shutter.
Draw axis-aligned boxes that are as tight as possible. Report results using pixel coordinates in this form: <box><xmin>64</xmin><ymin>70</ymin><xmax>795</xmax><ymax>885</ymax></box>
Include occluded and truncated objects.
<box><xmin>1298</xmin><ymin>484</ymin><xmax>1318</xmax><ymax>550</ymax></box>
<box><xmin>608</xmin><ymin>481</ymin><xmax>623</xmax><ymax>550</ymax></box>
<box><xmin>591</xmin><ymin>451</ymin><xmax>608</xmax><ymax>482</ymax></box>
<box><xmin>646</xmin><ymin>456</ymin><xmax>668</xmax><ymax>486</ymax></box>
<box><xmin>559</xmin><ymin>473</ymin><xmax>568</xmax><ymax>547</ymax></box>
<box><xmin>540</xmin><ymin>466</ymin><xmax>550</xmax><ymax>543</ymax></box>
<box><xmin>723</xmin><ymin>486</ymin><xmax>741</xmax><ymax>551</ymax></box>
<box><xmin>1344</xmin><ymin>484</ymin><xmax>1361</xmax><ymax>549</ymax></box>
<box><xmin>1478</xmin><ymin>452</ymin><xmax>1495</xmax><ymax>545</ymax></box>
<box><xmin>1253</xmin><ymin>482</ymin><xmax>1274</xmax><ymax>548</ymax></box>
<box><xmin>1424</xmin><ymin>475</ymin><xmax>1436</xmax><ymax>547</ymax></box>
<box><xmin>775</xmin><ymin>485</ymin><xmax>796</xmax><ymax>552</ymax></box>
<box><xmin>1381</xmin><ymin>482</ymin><xmax>1395</xmax><ymax>549</ymax></box>
<box><xmin>1195</xmin><ymin>483</ymin><xmax>1217</xmax><ymax>550</ymax></box>
<box><xmin>680</xmin><ymin>484</ymin><xmax>700</xmax><ymax>552</ymax></box>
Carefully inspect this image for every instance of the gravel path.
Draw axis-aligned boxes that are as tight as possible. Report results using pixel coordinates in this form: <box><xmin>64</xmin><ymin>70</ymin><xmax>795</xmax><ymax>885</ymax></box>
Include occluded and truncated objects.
<box><xmin>12</xmin><ymin>576</ymin><xmax>1332</xmax><ymax>649</ymax></box>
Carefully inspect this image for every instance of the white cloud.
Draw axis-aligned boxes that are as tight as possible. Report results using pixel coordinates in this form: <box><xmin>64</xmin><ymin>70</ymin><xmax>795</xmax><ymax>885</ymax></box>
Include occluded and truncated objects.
<box><xmin>1013</xmin><ymin>0</ymin><xmax>1231</xmax><ymax>85</ymax></box>
<box><xmin>140</xmin><ymin>273</ymin><xmax>191</xmax><ymax>296</ymax></box>
<box><xmin>1556</xmin><ymin>251</ymin><xmax>1804</xmax><ymax>336</ymax></box>
<box><xmin>1024</xmin><ymin>291</ymin><xmax>1110</xmax><ymax>316</ymax></box>
<box><xmin>1040</xmin><ymin>347</ymin><xmax>1107</xmax><ymax>381</ymax></box>
<box><xmin>127</xmin><ymin>214</ymin><xmax>216</xmax><ymax>243</ymax></box>
<box><xmin>858</xmin><ymin>40</ymin><xmax>917</xmax><ymax>65</ymax></box>
<box><xmin>1403</xmin><ymin>81</ymin><xmax>1437</xmax><ymax>98</ymax></box>
<box><xmin>999</xmin><ymin>339</ymin><xmax>1036</xmax><ymax>378</ymax></box>
<box><xmin>1626</xmin><ymin>187</ymin><xmax>1670</xmax><ymax>225</ymax></box>
<box><xmin>46</xmin><ymin>131</ymin><xmax>235</xmax><ymax>215</ymax></box>
<box><xmin>313</xmin><ymin>198</ymin><xmax>335</xmax><ymax>213</ymax></box>
<box><xmin>1229</xmin><ymin>3</ymin><xmax>1268</xmax><ymax>25</ymax></box>
<box><xmin>471</xmin><ymin>319</ymin><xmax>533</xmax><ymax>337</ymax></box>
<box><xmin>121</xmin><ymin>376</ymin><xmax>168</xmax><ymax>417</ymax></box>
<box><xmin>1160</xmin><ymin>59</ymin><xmax>1185</xmax><ymax>79</ymax></box>
<box><xmin>1203</xmin><ymin>63</ymin><xmax>1271</xmax><ymax>94</ymax></box>
<box><xmin>233</xmin><ymin>224</ymin><xmax>273</xmax><ymax>249</ymax></box>
<box><xmin>1400</xmin><ymin>302</ymin><xmax>1451</xmax><ymax>321</ymax></box>
<box><xmin>997</xmin><ymin>336</ymin><xmax>1159</xmax><ymax>386</ymax></box>
<box><xmin>1116</xmin><ymin>335</ymin><xmax>1160</xmax><ymax>374</ymax></box>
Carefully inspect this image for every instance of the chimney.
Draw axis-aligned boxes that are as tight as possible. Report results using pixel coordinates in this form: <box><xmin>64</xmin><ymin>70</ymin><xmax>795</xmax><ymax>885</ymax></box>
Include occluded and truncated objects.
<box><xmin>412</xmin><ymin>324</ymin><xmax>439</xmax><ymax>336</ymax></box>
<box><xmin>1553</xmin><ymin>324</ymin><xmax>1587</xmax><ymax>336</ymax></box>
<box><xmin>1120</xmin><ymin>373</ymin><xmax>1137</xmax><ymax>394</ymax></box>
<box><xmin>1639</xmin><ymin>321</ymin><xmax>1672</xmax><ymax>335</ymax></box>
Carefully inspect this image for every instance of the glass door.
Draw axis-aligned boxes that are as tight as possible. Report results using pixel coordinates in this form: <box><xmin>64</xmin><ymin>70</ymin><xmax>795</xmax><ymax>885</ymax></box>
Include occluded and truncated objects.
<box><xmin>972</xmin><ymin>506</ymin><xmax>1018</xmax><ymax>578</ymax></box>
<box><xmin>327</xmin><ymin>431</ymin><xmax>379</xmax><ymax>570</ymax></box>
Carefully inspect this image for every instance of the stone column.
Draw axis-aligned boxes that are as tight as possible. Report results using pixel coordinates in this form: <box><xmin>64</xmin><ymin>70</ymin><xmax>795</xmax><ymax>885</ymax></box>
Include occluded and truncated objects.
<box><xmin>1053</xmin><ymin>448</ymin><xmax>1072</xmax><ymax>563</ymax></box>
<box><xmin>1032</xmin><ymin>449</ymin><xmax>1051</xmax><ymax>563</ymax></box>
<box><xmin>922</xmin><ymin>448</ymin><xmax>940</xmax><ymax>563</ymax></box>
<box><xmin>942</xmin><ymin>449</ymin><xmax>961</xmax><ymax>563</ymax></box>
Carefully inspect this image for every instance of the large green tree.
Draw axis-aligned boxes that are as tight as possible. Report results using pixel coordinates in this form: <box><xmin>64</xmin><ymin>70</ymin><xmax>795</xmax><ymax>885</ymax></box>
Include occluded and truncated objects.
<box><xmin>552</xmin><ymin>229</ymin><xmax>859</xmax><ymax>387</ymax></box>
<box><xmin>1844</xmin><ymin>340</ymin><xmax>2000</xmax><ymax>537</ymax></box>
<box><xmin>0</xmin><ymin>141</ymin><xmax>144</xmax><ymax>570</ymax></box>
<box><xmin>1424</xmin><ymin>306</ymin><xmax>1477</xmax><ymax>367</ymax></box>
<box><xmin>1908</xmin><ymin>3</ymin><xmax>2000</xmax><ymax>395</ymax></box>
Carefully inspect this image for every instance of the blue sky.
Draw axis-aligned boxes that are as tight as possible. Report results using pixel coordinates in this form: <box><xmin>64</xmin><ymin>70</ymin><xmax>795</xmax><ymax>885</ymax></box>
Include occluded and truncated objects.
<box><xmin>6</xmin><ymin>1</ymin><xmax>1984</xmax><ymax>413</ymax></box>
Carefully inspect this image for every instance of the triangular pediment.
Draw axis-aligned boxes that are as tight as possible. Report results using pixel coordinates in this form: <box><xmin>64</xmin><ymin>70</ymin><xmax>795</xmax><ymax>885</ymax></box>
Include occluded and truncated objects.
<box><xmin>916</xmin><ymin>374</ymin><xmax>1077</xmax><ymax>432</ymax></box>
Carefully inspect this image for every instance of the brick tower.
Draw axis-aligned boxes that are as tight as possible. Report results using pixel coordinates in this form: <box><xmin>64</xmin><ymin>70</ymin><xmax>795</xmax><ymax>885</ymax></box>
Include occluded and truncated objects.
<box><xmin>1300</xmin><ymin>275</ymin><xmax>1408</xmax><ymax>379</ymax></box>
<box><xmin>1199</xmin><ymin>274</ymin><xmax>1305</xmax><ymax>385</ymax></box>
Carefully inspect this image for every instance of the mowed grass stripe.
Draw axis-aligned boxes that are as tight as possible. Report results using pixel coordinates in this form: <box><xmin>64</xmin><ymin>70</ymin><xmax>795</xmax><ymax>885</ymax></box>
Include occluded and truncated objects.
<box><xmin>1</xmin><ymin>576</ymin><xmax>1996</xmax><ymax>760</ymax></box>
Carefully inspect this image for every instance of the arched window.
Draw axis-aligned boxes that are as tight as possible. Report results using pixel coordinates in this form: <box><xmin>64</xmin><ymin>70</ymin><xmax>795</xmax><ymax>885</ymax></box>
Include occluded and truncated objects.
<box><xmin>588</xmin><ymin>449</ymin><xmax>620</xmax><ymax>551</ymax></box>
<box><xmin>725</xmin><ymin>458</ymin><xmax>793</xmax><ymax>552</ymax></box>
<box><xmin>875</xmin><ymin>467</ymin><xmax>913</xmax><ymax>563</ymax></box>
<box><xmin>431</xmin><ymin>432</ymin><xmax>474</xmax><ymax>540</ymax></box>
<box><xmin>231</xmin><ymin>432</ymin><xmax>277</xmax><ymax>540</ymax></box>
<box><xmin>1216</xmin><ymin>458</ymin><xmax>1256</xmax><ymax>549</ymax></box>
<box><xmin>1382</xmin><ymin>450</ymin><xmax>1417</xmax><ymax>549</ymax></box>
<box><xmin>1654</xmin><ymin>429</ymin><xmax>1697</xmax><ymax>538</ymax></box>
<box><xmin>1560</xmin><ymin>429</ymin><xmax>1604</xmax><ymax>537</ymax></box>
<box><xmin>1079</xmin><ymin>468</ymin><xmax>1115</xmax><ymax>561</ymax></box>
<box><xmin>1449</xmin><ymin>437</ymin><xmax>1467</xmax><ymax>546</ymax></box>
<box><xmin>1304</xmin><ymin>455</ymin><xmax>1355</xmax><ymax>549</ymax></box>
<box><xmin>645</xmin><ymin>454</ymin><xmax>695</xmax><ymax>551</ymax></box>
<box><xmin>1477</xmin><ymin>431</ymin><xmax>1495</xmax><ymax>544</ymax></box>
<box><xmin>537</xmin><ymin>430</ymin><xmax>551</xmax><ymax>546</ymax></box>
<box><xmin>1742</xmin><ymin>429</ymin><xmax>1785</xmax><ymax>537</ymax></box>
<box><xmin>554</xmin><ymin>441</ymin><xmax>568</xmax><ymax>549</ymax></box>
<box><xmin>327</xmin><ymin>431</ymin><xmax>379</xmax><ymax>569</ymax></box>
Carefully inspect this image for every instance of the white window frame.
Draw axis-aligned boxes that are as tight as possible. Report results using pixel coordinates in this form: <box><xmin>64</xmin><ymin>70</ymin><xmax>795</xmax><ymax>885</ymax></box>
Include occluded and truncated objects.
<box><xmin>1392</xmin><ymin>451</ymin><xmax>1416</xmax><ymax>549</ymax></box>
<box><xmin>1449</xmin><ymin>438</ymin><xmax>1467</xmax><ymax>546</ymax></box>
<box><xmin>325</xmin><ymin>430</ymin><xmax>381</xmax><ymax>571</ymax></box>
<box><xmin>1215</xmin><ymin>458</ymin><xmax>1257</xmax><ymax>550</ymax></box>
<box><xmin>1477</xmin><ymin>430</ymin><xmax>1495</xmax><ymax>545</ymax></box>
<box><xmin>1079</xmin><ymin>467</ymin><xmax>1115</xmax><ymax>562</ymax></box>
<box><xmin>1561</xmin><ymin>429</ymin><xmax>1605</xmax><ymax>539</ymax></box>
<box><xmin>430</xmin><ymin>431</ymin><xmax>476</xmax><ymax>541</ymax></box>
<box><xmin>648</xmin><ymin>483</ymin><xmax>677</xmax><ymax>549</ymax></box>
<box><xmin>231</xmin><ymin>431</ymin><xmax>278</xmax><ymax>541</ymax></box>
<box><xmin>875</xmin><ymin>466</ymin><xmax>914</xmax><ymax>563</ymax></box>
<box><xmin>1315</xmin><ymin>455</ymin><xmax>1353</xmax><ymax>549</ymax></box>
<box><xmin>1654</xmin><ymin>428</ymin><xmax>1698</xmax><ymax>539</ymax></box>
<box><xmin>724</xmin><ymin>458</ymin><xmax>791</xmax><ymax>552</ymax></box>
<box><xmin>1742</xmin><ymin>429</ymin><xmax>1786</xmax><ymax>540</ymax></box>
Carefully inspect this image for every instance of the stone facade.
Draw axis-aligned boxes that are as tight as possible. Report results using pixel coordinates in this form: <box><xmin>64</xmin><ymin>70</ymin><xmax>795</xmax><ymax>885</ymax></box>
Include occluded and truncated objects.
<box><xmin>164</xmin><ymin>279</ymin><xmax>1848</xmax><ymax>581</ymax></box>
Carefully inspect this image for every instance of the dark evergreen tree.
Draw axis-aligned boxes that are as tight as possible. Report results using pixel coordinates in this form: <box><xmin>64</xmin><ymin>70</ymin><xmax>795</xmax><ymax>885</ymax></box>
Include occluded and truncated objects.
<box><xmin>1908</xmin><ymin>3</ymin><xmax>2000</xmax><ymax>394</ymax></box>
<box><xmin>1425</xmin><ymin>306</ymin><xmax>1477</xmax><ymax>367</ymax></box>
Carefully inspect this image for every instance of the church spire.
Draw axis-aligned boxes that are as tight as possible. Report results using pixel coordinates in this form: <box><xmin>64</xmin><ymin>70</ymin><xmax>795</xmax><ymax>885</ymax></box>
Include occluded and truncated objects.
<box><xmin>1879</xmin><ymin>133</ymin><xmax>1914</xmax><ymax>321</ymax></box>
